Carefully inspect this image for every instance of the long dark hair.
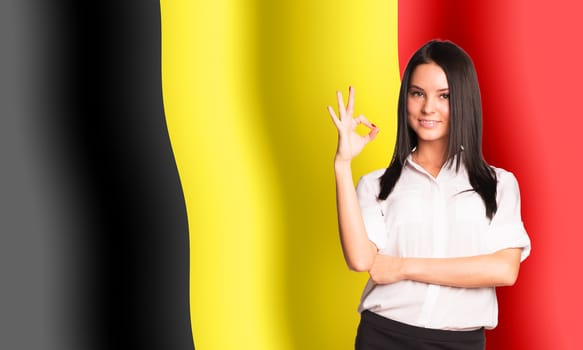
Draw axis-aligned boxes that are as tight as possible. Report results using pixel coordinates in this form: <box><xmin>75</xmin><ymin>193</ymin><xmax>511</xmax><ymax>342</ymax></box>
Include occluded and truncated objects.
<box><xmin>378</xmin><ymin>40</ymin><xmax>498</xmax><ymax>219</ymax></box>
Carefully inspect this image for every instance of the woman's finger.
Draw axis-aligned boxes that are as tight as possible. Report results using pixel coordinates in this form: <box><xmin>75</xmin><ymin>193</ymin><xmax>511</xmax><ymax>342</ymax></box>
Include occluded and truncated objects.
<box><xmin>327</xmin><ymin>105</ymin><xmax>341</xmax><ymax>129</ymax></box>
<box><xmin>346</xmin><ymin>86</ymin><xmax>355</xmax><ymax>116</ymax></box>
<box><xmin>354</xmin><ymin>114</ymin><xmax>380</xmax><ymax>143</ymax></box>
<box><xmin>336</xmin><ymin>90</ymin><xmax>346</xmax><ymax>120</ymax></box>
<box><xmin>366</xmin><ymin>126</ymin><xmax>380</xmax><ymax>143</ymax></box>
<box><xmin>354</xmin><ymin>114</ymin><xmax>376</xmax><ymax>129</ymax></box>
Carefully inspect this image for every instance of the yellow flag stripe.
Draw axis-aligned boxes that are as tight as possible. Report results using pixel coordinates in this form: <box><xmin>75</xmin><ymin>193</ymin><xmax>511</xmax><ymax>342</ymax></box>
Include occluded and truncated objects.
<box><xmin>161</xmin><ymin>1</ymin><xmax>400</xmax><ymax>348</ymax></box>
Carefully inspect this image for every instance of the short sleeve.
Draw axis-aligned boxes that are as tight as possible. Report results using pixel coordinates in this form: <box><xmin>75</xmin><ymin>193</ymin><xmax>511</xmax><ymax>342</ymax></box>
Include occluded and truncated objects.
<box><xmin>355</xmin><ymin>173</ymin><xmax>388</xmax><ymax>250</ymax></box>
<box><xmin>483</xmin><ymin>170</ymin><xmax>531</xmax><ymax>262</ymax></box>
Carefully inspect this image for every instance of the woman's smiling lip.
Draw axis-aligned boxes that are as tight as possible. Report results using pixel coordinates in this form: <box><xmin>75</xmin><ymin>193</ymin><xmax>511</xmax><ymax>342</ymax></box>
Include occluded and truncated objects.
<box><xmin>418</xmin><ymin>119</ymin><xmax>441</xmax><ymax>128</ymax></box>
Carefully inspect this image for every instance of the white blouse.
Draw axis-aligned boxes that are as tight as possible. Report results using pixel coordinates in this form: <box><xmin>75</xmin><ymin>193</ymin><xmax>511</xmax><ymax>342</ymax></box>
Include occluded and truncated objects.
<box><xmin>356</xmin><ymin>154</ymin><xmax>531</xmax><ymax>330</ymax></box>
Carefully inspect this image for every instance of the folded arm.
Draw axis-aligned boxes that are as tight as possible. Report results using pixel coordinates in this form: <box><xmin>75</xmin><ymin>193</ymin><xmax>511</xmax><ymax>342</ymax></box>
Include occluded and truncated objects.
<box><xmin>369</xmin><ymin>248</ymin><xmax>522</xmax><ymax>288</ymax></box>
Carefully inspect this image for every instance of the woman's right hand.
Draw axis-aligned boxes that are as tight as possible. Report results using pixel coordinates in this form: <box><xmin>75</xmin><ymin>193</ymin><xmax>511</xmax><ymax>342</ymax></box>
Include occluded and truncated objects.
<box><xmin>327</xmin><ymin>86</ymin><xmax>379</xmax><ymax>163</ymax></box>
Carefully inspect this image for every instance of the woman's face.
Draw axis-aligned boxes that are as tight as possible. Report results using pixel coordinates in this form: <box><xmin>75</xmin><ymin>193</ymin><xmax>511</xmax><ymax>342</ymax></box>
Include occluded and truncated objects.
<box><xmin>407</xmin><ymin>62</ymin><xmax>450</xmax><ymax>146</ymax></box>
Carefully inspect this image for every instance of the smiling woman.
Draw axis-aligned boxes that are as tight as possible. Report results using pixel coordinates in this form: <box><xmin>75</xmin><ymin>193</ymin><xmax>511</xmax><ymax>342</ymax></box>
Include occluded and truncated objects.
<box><xmin>328</xmin><ymin>40</ymin><xmax>531</xmax><ymax>349</ymax></box>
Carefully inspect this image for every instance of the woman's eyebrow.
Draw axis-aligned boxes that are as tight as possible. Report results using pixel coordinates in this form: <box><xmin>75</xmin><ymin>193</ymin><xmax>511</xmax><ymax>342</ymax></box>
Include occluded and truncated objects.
<box><xmin>409</xmin><ymin>85</ymin><xmax>449</xmax><ymax>92</ymax></box>
<box><xmin>408</xmin><ymin>85</ymin><xmax>449</xmax><ymax>92</ymax></box>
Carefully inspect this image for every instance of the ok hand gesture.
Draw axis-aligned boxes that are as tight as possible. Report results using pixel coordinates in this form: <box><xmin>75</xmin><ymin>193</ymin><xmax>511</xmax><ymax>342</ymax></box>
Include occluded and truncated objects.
<box><xmin>327</xmin><ymin>86</ymin><xmax>379</xmax><ymax>163</ymax></box>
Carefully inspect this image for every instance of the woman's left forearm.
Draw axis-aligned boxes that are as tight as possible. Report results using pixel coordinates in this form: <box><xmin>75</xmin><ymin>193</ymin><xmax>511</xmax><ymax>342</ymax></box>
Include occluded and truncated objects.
<box><xmin>369</xmin><ymin>248</ymin><xmax>522</xmax><ymax>288</ymax></box>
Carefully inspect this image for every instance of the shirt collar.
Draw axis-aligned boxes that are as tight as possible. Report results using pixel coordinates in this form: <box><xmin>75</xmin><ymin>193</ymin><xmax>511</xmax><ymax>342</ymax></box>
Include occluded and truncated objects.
<box><xmin>404</xmin><ymin>151</ymin><xmax>465</xmax><ymax>182</ymax></box>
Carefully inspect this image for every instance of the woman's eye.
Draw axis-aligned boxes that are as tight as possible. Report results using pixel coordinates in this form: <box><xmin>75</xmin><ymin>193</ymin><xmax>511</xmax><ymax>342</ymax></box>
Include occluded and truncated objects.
<box><xmin>409</xmin><ymin>91</ymin><xmax>423</xmax><ymax>97</ymax></box>
<box><xmin>440</xmin><ymin>93</ymin><xmax>450</xmax><ymax>99</ymax></box>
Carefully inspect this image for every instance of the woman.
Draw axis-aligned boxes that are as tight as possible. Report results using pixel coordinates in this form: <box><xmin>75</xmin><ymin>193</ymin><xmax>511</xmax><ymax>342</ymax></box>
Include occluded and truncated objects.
<box><xmin>327</xmin><ymin>40</ymin><xmax>531</xmax><ymax>349</ymax></box>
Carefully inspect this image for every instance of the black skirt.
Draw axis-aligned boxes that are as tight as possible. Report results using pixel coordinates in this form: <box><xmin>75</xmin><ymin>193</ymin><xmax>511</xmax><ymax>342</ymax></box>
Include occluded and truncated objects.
<box><xmin>355</xmin><ymin>310</ymin><xmax>485</xmax><ymax>350</ymax></box>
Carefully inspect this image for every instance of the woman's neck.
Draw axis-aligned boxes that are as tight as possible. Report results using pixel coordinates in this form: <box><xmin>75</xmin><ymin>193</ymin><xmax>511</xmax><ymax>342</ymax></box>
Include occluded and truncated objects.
<box><xmin>412</xmin><ymin>142</ymin><xmax>448</xmax><ymax>178</ymax></box>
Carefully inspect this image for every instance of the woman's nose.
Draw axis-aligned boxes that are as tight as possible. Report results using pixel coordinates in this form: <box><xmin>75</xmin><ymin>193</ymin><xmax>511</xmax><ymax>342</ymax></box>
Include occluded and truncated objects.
<box><xmin>421</xmin><ymin>96</ymin><xmax>435</xmax><ymax>114</ymax></box>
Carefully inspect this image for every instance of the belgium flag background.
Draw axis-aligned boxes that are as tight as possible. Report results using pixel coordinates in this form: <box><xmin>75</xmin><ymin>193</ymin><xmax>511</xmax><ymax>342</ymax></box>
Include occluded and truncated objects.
<box><xmin>1</xmin><ymin>1</ymin><xmax>581</xmax><ymax>349</ymax></box>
